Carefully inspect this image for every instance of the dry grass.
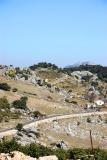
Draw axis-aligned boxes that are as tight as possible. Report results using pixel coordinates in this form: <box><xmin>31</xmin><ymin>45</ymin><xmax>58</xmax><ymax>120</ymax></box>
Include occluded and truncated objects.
<box><xmin>37</xmin><ymin>69</ymin><xmax>62</xmax><ymax>82</ymax></box>
<box><xmin>0</xmin><ymin>76</ymin><xmax>76</xmax><ymax>117</ymax></box>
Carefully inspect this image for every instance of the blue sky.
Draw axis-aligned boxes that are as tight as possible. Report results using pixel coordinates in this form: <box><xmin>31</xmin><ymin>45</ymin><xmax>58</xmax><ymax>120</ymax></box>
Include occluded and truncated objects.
<box><xmin>0</xmin><ymin>0</ymin><xmax>107</xmax><ymax>67</ymax></box>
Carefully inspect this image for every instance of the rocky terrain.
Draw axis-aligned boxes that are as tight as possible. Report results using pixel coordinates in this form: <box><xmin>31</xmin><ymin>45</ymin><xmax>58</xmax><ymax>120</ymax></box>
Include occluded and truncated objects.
<box><xmin>36</xmin><ymin>114</ymin><xmax>107</xmax><ymax>149</ymax></box>
<box><xmin>0</xmin><ymin>63</ymin><xmax>107</xmax><ymax>151</ymax></box>
<box><xmin>0</xmin><ymin>151</ymin><xmax>58</xmax><ymax>160</ymax></box>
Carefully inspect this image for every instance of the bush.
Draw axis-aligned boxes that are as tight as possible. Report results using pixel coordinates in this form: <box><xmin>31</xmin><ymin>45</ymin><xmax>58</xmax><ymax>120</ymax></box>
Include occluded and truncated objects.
<box><xmin>71</xmin><ymin>101</ymin><xmax>77</xmax><ymax>104</ymax></box>
<box><xmin>7</xmin><ymin>68</ymin><xmax>16</xmax><ymax>78</ymax></box>
<box><xmin>81</xmin><ymin>75</ymin><xmax>92</xmax><ymax>82</ymax></box>
<box><xmin>12</xmin><ymin>97</ymin><xmax>28</xmax><ymax>110</ymax></box>
<box><xmin>16</xmin><ymin>123</ymin><xmax>23</xmax><ymax>131</ymax></box>
<box><xmin>34</xmin><ymin>132</ymin><xmax>40</xmax><ymax>138</ymax></box>
<box><xmin>33</xmin><ymin>111</ymin><xmax>44</xmax><ymax>118</ymax></box>
<box><xmin>29</xmin><ymin>62</ymin><xmax>58</xmax><ymax>70</ymax></box>
<box><xmin>0</xmin><ymin>83</ymin><xmax>11</xmax><ymax>91</ymax></box>
<box><xmin>0</xmin><ymin>140</ymin><xmax>107</xmax><ymax>159</ymax></box>
<box><xmin>21</xmin><ymin>74</ymin><xmax>29</xmax><ymax>80</ymax></box>
<box><xmin>12</xmin><ymin>88</ymin><xmax>18</xmax><ymax>92</ymax></box>
<box><xmin>87</xmin><ymin>117</ymin><xmax>91</xmax><ymax>123</ymax></box>
<box><xmin>0</xmin><ymin>97</ymin><xmax>10</xmax><ymax>109</ymax></box>
<box><xmin>0</xmin><ymin>139</ymin><xmax>20</xmax><ymax>153</ymax></box>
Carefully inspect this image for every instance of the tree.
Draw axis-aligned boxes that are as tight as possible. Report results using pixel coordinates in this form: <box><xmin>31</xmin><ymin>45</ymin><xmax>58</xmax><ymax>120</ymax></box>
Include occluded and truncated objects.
<box><xmin>29</xmin><ymin>62</ymin><xmax>58</xmax><ymax>70</ymax></box>
<box><xmin>7</xmin><ymin>69</ymin><xmax>16</xmax><ymax>78</ymax></box>
<box><xmin>12</xmin><ymin>97</ymin><xmax>28</xmax><ymax>110</ymax></box>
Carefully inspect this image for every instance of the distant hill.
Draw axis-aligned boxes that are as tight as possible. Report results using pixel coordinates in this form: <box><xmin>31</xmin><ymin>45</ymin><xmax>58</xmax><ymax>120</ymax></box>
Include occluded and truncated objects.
<box><xmin>65</xmin><ymin>61</ymin><xmax>96</xmax><ymax>68</ymax></box>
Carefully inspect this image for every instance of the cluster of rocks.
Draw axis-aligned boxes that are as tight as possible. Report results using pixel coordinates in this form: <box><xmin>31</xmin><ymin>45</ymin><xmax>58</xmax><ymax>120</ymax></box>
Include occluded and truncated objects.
<box><xmin>0</xmin><ymin>151</ymin><xmax>58</xmax><ymax>160</ymax></box>
<box><xmin>0</xmin><ymin>65</ymin><xmax>60</xmax><ymax>95</ymax></box>
<box><xmin>15</xmin><ymin>127</ymin><xmax>39</xmax><ymax>146</ymax></box>
<box><xmin>65</xmin><ymin>116</ymin><xmax>107</xmax><ymax>140</ymax></box>
<box><xmin>71</xmin><ymin>71</ymin><xmax>98</xmax><ymax>82</ymax></box>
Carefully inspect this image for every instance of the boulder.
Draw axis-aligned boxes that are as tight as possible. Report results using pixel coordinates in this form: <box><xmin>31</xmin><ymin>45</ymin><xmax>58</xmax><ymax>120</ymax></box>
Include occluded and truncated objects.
<box><xmin>94</xmin><ymin>100</ymin><xmax>104</xmax><ymax>106</ymax></box>
<box><xmin>56</xmin><ymin>141</ymin><xmax>68</xmax><ymax>150</ymax></box>
<box><xmin>38</xmin><ymin>156</ymin><xmax>58</xmax><ymax>160</ymax></box>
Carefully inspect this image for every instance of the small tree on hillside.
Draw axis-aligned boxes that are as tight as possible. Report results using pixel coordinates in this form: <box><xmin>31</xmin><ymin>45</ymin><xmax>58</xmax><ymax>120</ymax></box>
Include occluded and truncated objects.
<box><xmin>0</xmin><ymin>97</ymin><xmax>10</xmax><ymax>109</ymax></box>
<box><xmin>7</xmin><ymin>69</ymin><xmax>16</xmax><ymax>78</ymax></box>
<box><xmin>12</xmin><ymin>97</ymin><xmax>28</xmax><ymax>110</ymax></box>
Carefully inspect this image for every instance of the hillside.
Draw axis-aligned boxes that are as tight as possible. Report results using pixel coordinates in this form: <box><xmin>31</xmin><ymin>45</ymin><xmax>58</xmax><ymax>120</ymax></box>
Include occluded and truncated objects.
<box><xmin>0</xmin><ymin>63</ymin><xmax>107</xmax><ymax>151</ymax></box>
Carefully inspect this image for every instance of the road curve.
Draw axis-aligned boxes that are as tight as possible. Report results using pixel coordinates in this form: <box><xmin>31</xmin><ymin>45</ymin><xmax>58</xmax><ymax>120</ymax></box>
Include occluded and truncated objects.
<box><xmin>0</xmin><ymin>111</ymin><xmax>107</xmax><ymax>138</ymax></box>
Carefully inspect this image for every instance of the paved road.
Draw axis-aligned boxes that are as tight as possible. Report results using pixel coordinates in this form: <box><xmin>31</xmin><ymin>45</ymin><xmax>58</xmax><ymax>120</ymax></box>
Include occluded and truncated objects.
<box><xmin>0</xmin><ymin>111</ymin><xmax>107</xmax><ymax>138</ymax></box>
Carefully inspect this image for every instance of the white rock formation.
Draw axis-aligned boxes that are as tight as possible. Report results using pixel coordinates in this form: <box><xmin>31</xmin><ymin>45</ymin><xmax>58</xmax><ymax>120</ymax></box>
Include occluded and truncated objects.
<box><xmin>38</xmin><ymin>156</ymin><xmax>58</xmax><ymax>160</ymax></box>
<box><xmin>0</xmin><ymin>152</ymin><xmax>58</xmax><ymax>160</ymax></box>
<box><xmin>0</xmin><ymin>151</ymin><xmax>36</xmax><ymax>160</ymax></box>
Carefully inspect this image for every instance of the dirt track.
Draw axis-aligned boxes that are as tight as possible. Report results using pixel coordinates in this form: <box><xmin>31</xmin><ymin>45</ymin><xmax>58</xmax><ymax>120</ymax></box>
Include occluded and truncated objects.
<box><xmin>0</xmin><ymin>111</ymin><xmax>107</xmax><ymax>138</ymax></box>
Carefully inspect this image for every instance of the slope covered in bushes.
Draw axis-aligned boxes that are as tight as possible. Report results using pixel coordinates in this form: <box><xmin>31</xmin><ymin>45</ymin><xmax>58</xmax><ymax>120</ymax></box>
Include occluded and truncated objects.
<box><xmin>0</xmin><ymin>140</ymin><xmax>107</xmax><ymax>160</ymax></box>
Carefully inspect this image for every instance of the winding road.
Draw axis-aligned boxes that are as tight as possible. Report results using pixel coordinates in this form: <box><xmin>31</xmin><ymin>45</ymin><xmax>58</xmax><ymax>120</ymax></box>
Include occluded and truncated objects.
<box><xmin>0</xmin><ymin>111</ymin><xmax>107</xmax><ymax>138</ymax></box>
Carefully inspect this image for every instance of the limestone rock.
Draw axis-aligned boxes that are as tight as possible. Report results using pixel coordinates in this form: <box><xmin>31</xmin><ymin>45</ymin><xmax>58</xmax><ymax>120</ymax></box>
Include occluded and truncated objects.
<box><xmin>0</xmin><ymin>151</ymin><xmax>36</xmax><ymax>160</ymax></box>
<box><xmin>38</xmin><ymin>156</ymin><xmax>58</xmax><ymax>160</ymax></box>
<box><xmin>0</xmin><ymin>152</ymin><xmax>58</xmax><ymax>160</ymax></box>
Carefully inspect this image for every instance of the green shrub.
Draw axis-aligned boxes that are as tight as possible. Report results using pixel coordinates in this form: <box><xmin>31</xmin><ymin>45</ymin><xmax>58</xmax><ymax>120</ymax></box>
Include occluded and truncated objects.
<box><xmin>29</xmin><ymin>62</ymin><xmax>58</xmax><ymax>70</ymax></box>
<box><xmin>0</xmin><ymin>97</ymin><xmax>10</xmax><ymax>109</ymax></box>
<box><xmin>12</xmin><ymin>97</ymin><xmax>28</xmax><ymax>110</ymax></box>
<box><xmin>33</xmin><ymin>111</ymin><xmax>44</xmax><ymax>118</ymax></box>
<box><xmin>71</xmin><ymin>101</ymin><xmax>77</xmax><ymax>104</ymax></box>
<box><xmin>87</xmin><ymin>117</ymin><xmax>91</xmax><ymax>123</ymax></box>
<box><xmin>0</xmin><ymin>140</ymin><xmax>107</xmax><ymax>160</ymax></box>
<box><xmin>82</xmin><ymin>75</ymin><xmax>92</xmax><ymax>82</ymax></box>
<box><xmin>16</xmin><ymin>123</ymin><xmax>23</xmax><ymax>131</ymax></box>
<box><xmin>7</xmin><ymin>69</ymin><xmax>16</xmax><ymax>78</ymax></box>
<box><xmin>0</xmin><ymin>139</ymin><xmax>20</xmax><ymax>153</ymax></box>
<box><xmin>0</xmin><ymin>83</ymin><xmax>11</xmax><ymax>91</ymax></box>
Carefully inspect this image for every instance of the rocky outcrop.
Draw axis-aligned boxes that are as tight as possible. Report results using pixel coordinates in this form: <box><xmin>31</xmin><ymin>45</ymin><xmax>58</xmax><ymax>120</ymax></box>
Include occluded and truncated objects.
<box><xmin>71</xmin><ymin>71</ymin><xmax>97</xmax><ymax>81</ymax></box>
<box><xmin>0</xmin><ymin>152</ymin><xmax>58</xmax><ymax>160</ymax></box>
<box><xmin>0</xmin><ymin>151</ymin><xmax>36</xmax><ymax>160</ymax></box>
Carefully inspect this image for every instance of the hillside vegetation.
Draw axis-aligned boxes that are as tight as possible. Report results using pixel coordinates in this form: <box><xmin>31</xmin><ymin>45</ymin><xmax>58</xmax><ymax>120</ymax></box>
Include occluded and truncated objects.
<box><xmin>0</xmin><ymin>140</ymin><xmax>107</xmax><ymax>160</ymax></box>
